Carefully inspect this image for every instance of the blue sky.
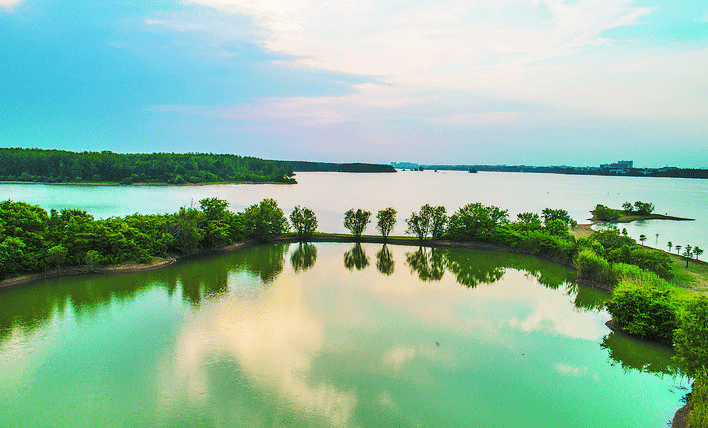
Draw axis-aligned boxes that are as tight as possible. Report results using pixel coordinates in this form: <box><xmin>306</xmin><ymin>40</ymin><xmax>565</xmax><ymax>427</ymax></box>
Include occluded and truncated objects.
<box><xmin>0</xmin><ymin>0</ymin><xmax>706</xmax><ymax>167</ymax></box>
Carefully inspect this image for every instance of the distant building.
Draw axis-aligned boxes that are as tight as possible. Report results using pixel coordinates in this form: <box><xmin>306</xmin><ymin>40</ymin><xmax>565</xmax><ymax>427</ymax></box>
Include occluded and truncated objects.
<box><xmin>391</xmin><ymin>162</ymin><xmax>420</xmax><ymax>170</ymax></box>
<box><xmin>600</xmin><ymin>160</ymin><xmax>633</xmax><ymax>170</ymax></box>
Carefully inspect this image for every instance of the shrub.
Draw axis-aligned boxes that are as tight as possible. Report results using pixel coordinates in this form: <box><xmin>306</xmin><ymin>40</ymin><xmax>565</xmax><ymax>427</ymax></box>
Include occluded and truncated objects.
<box><xmin>606</xmin><ymin>280</ymin><xmax>679</xmax><ymax>344</ymax></box>
<box><xmin>690</xmin><ymin>368</ymin><xmax>708</xmax><ymax>428</ymax></box>
<box><xmin>576</xmin><ymin>249</ymin><xmax>614</xmax><ymax>284</ymax></box>
<box><xmin>674</xmin><ymin>295</ymin><xmax>708</xmax><ymax>377</ymax></box>
<box><xmin>594</xmin><ymin>204</ymin><xmax>620</xmax><ymax>221</ymax></box>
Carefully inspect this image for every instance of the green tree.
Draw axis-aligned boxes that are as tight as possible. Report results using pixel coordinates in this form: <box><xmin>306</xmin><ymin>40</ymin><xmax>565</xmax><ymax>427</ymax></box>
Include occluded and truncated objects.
<box><xmin>85</xmin><ymin>250</ymin><xmax>102</xmax><ymax>271</ymax></box>
<box><xmin>622</xmin><ymin>202</ymin><xmax>633</xmax><ymax>213</ymax></box>
<box><xmin>633</xmin><ymin>201</ymin><xmax>655</xmax><ymax>215</ymax></box>
<box><xmin>244</xmin><ymin>199</ymin><xmax>289</xmax><ymax>242</ymax></box>
<box><xmin>676</xmin><ymin>244</ymin><xmax>682</xmax><ymax>255</ymax></box>
<box><xmin>344</xmin><ymin>209</ymin><xmax>371</xmax><ymax>239</ymax></box>
<box><xmin>199</xmin><ymin>197</ymin><xmax>231</xmax><ymax>249</ymax></box>
<box><xmin>446</xmin><ymin>203</ymin><xmax>509</xmax><ymax>241</ymax></box>
<box><xmin>639</xmin><ymin>234</ymin><xmax>647</xmax><ymax>246</ymax></box>
<box><xmin>516</xmin><ymin>212</ymin><xmax>542</xmax><ymax>231</ymax></box>
<box><xmin>289</xmin><ymin>206</ymin><xmax>318</xmax><ymax>240</ymax></box>
<box><xmin>542</xmin><ymin>208</ymin><xmax>577</xmax><ymax>228</ymax></box>
<box><xmin>673</xmin><ymin>295</ymin><xmax>708</xmax><ymax>376</ymax></box>
<box><xmin>429</xmin><ymin>206</ymin><xmax>448</xmax><ymax>239</ymax></box>
<box><xmin>376</xmin><ymin>207</ymin><xmax>397</xmax><ymax>240</ymax></box>
<box><xmin>683</xmin><ymin>245</ymin><xmax>693</xmax><ymax>267</ymax></box>
<box><xmin>695</xmin><ymin>246</ymin><xmax>704</xmax><ymax>261</ymax></box>
<box><xmin>667</xmin><ymin>241</ymin><xmax>673</xmax><ymax>253</ymax></box>
<box><xmin>47</xmin><ymin>245</ymin><xmax>68</xmax><ymax>274</ymax></box>
<box><xmin>172</xmin><ymin>207</ymin><xmax>205</xmax><ymax>256</ymax></box>
<box><xmin>406</xmin><ymin>207</ymin><xmax>431</xmax><ymax>241</ymax></box>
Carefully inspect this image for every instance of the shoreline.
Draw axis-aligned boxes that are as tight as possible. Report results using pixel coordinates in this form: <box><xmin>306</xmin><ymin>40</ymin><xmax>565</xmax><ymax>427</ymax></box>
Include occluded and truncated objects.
<box><xmin>1</xmin><ymin>234</ymin><xmax>575</xmax><ymax>290</ymax></box>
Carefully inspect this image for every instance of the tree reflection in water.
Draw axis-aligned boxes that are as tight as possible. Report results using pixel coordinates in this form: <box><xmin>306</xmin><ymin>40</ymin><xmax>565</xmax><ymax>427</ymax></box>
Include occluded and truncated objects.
<box><xmin>344</xmin><ymin>243</ymin><xmax>369</xmax><ymax>271</ymax></box>
<box><xmin>375</xmin><ymin>245</ymin><xmax>395</xmax><ymax>276</ymax></box>
<box><xmin>405</xmin><ymin>247</ymin><xmax>445</xmax><ymax>282</ymax></box>
<box><xmin>290</xmin><ymin>243</ymin><xmax>318</xmax><ymax>272</ymax></box>
<box><xmin>601</xmin><ymin>330</ymin><xmax>680</xmax><ymax>376</ymax></box>
<box><xmin>442</xmin><ymin>250</ymin><xmax>506</xmax><ymax>288</ymax></box>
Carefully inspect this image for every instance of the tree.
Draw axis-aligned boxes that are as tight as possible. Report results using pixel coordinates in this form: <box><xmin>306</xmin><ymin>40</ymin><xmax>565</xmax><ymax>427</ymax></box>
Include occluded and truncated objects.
<box><xmin>446</xmin><ymin>203</ymin><xmax>509</xmax><ymax>241</ymax></box>
<box><xmin>639</xmin><ymin>234</ymin><xmax>647</xmax><ymax>246</ymax></box>
<box><xmin>667</xmin><ymin>241</ymin><xmax>672</xmax><ymax>253</ymax></box>
<box><xmin>541</xmin><ymin>208</ymin><xmax>576</xmax><ymax>228</ymax></box>
<box><xmin>406</xmin><ymin>209</ymin><xmax>429</xmax><ymax>241</ymax></box>
<box><xmin>47</xmin><ymin>245</ymin><xmax>68</xmax><ymax>274</ymax></box>
<box><xmin>244</xmin><ymin>199</ymin><xmax>289</xmax><ymax>242</ymax></box>
<box><xmin>683</xmin><ymin>245</ymin><xmax>693</xmax><ymax>268</ymax></box>
<box><xmin>376</xmin><ymin>207</ymin><xmax>397</xmax><ymax>240</ymax></box>
<box><xmin>676</xmin><ymin>245</ymin><xmax>682</xmax><ymax>255</ymax></box>
<box><xmin>516</xmin><ymin>212</ymin><xmax>542</xmax><ymax>231</ymax></box>
<box><xmin>673</xmin><ymin>295</ymin><xmax>708</xmax><ymax>377</ymax></box>
<box><xmin>429</xmin><ymin>206</ymin><xmax>448</xmax><ymax>239</ymax></box>
<box><xmin>633</xmin><ymin>201</ymin><xmax>655</xmax><ymax>215</ymax></box>
<box><xmin>84</xmin><ymin>250</ymin><xmax>102</xmax><ymax>271</ymax></box>
<box><xmin>695</xmin><ymin>246</ymin><xmax>704</xmax><ymax>261</ymax></box>
<box><xmin>343</xmin><ymin>209</ymin><xmax>371</xmax><ymax>239</ymax></box>
<box><xmin>172</xmin><ymin>206</ymin><xmax>205</xmax><ymax>256</ymax></box>
<box><xmin>622</xmin><ymin>202</ymin><xmax>633</xmax><ymax>213</ymax></box>
<box><xmin>289</xmin><ymin>206</ymin><xmax>318</xmax><ymax>240</ymax></box>
<box><xmin>199</xmin><ymin>197</ymin><xmax>231</xmax><ymax>249</ymax></box>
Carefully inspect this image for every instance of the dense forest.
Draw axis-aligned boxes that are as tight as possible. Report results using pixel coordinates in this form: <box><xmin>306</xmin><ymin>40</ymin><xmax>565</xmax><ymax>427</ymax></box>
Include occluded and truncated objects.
<box><xmin>0</xmin><ymin>148</ymin><xmax>296</xmax><ymax>184</ymax></box>
<box><xmin>288</xmin><ymin>160</ymin><xmax>396</xmax><ymax>173</ymax></box>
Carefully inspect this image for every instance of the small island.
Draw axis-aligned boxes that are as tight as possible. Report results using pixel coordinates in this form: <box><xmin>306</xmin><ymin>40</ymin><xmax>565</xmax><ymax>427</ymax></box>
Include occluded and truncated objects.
<box><xmin>591</xmin><ymin>201</ymin><xmax>694</xmax><ymax>223</ymax></box>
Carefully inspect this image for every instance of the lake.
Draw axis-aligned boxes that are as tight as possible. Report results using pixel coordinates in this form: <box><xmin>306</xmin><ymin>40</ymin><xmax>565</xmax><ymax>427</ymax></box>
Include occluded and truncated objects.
<box><xmin>3</xmin><ymin>171</ymin><xmax>706</xmax><ymax>253</ymax></box>
<box><xmin>0</xmin><ymin>243</ymin><xmax>688</xmax><ymax>427</ymax></box>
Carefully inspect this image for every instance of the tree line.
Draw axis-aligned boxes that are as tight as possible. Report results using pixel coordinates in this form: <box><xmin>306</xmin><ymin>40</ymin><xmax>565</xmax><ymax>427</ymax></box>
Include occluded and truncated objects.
<box><xmin>0</xmin><ymin>148</ymin><xmax>295</xmax><ymax>184</ymax></box>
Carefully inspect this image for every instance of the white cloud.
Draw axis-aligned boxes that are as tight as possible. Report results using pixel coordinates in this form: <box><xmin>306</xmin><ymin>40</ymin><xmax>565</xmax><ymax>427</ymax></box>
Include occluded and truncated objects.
<box><xmin>153</xmin><ymin>0</ymin><xmax>706</xmax><ymax>149</ymax></box>
<box><xmin>0</xmin><ymin>0</ymin><xmax>23</xmax><ymax>11</ymax></box>
<box><xmin>183</xmin><ymin>0</ymin><xmax>654</xmax><ymax>87</ymax></box>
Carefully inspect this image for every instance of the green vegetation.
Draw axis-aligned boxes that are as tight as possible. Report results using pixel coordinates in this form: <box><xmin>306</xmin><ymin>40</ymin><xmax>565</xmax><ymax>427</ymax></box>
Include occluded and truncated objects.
<box><xmin>0</xmin><ymin>198</ymin><xmax>290</xmax><ymax>280</ymax></box>
<box><xmin>375</xmin><ymin>208</ymin><xmax>397</xmax><ymax>240</ymax></box>
<box><xmin>289</xmin><ymin>206</ymin><xmax>318</xmax><ymax>241</ymax></box>
<box><xmin>0</xmin><ymin>148</ymin><xmax>295</xmax><ymax>184</ymax></box>
<box><xmin>405</xmin><ymin>204</ymin><xmax>447</xmax><ymax>241</ymax></box>
<box><xmin>343</xmin><ymin>209</ymin><xmax>371</xmax><ymax>239</ymax></box>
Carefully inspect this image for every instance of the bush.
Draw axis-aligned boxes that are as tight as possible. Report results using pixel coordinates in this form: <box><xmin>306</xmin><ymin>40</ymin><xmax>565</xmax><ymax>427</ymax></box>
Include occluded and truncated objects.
<box><xmin>594</xmin><ymin>204</ymin><xmax>620</xmax><ymax>221</ymax></box>
<box><xmin>690</xmin><ymin>368</ymin><xmax>708</xmax><ymax>428</ymax></box>
<box><xmin>674</xmin><ymin>295</ymin><xmax>708</xmax><ymax>377</ymax></box>
<box><xmin>576</xmin><ymin>249</ymin><xmax>615</xmax><ymax>284</ymax></box>
<box><xmin>606</xmin><ymin>280</ymin><xmax>679</xmax><ymax>344</ymax></box>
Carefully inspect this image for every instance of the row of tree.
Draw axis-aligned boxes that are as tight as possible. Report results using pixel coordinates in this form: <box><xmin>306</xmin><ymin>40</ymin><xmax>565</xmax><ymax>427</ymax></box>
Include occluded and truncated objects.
<box><xmin>0</xmin><ymin>148</ymin><xmax>295</xmax><ymax>184</ymax></box>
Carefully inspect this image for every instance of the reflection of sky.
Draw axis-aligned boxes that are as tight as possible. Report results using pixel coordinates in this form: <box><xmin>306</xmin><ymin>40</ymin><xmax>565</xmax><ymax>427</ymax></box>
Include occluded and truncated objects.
<box><xmin>165</xmin><ymin>243</ymin><xmax>618</xmax><ymax>425</ymax></box>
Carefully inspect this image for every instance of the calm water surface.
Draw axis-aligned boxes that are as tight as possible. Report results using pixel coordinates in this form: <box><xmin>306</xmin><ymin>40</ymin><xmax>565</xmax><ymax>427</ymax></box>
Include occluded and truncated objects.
<box><xmin>0</xmin><ymin>243</ymin><xmax>688</xmax><ymax>427</ymax></box>
<box><xmin>2</xmin><ymin>171</ymin><xmax>706</xmax><ymax>252</ymax></box>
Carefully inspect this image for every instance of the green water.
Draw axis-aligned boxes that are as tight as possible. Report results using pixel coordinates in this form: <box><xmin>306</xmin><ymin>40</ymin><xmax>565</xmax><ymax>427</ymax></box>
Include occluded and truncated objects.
<box><xmin>0</xmin><ymin>243</ymin><xmax>688</xmax><ymax>427</ymax></box>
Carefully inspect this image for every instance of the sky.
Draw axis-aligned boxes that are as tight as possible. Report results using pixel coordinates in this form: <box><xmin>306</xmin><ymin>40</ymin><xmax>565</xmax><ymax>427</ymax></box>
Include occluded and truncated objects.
<box><xmin>0</xmin><ymin>0</ymin><xmax>706</xmax><ymax>167</ymax></box>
